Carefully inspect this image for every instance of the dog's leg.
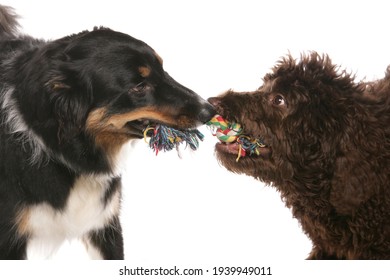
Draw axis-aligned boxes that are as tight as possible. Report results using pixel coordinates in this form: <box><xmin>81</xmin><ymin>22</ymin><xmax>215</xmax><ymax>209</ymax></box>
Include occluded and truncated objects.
<box><xmin>0</xmin><ymin>239</ymin><xmax>27</xmax><ymax>260</ymax></box>
<box><xmin>84</xmin><ymin>216</ymin><xmax>124</xmax><ymax>260</ymax></box>
<box><xmin>83</xmin><ymin>237</ymin><xmax>104</xmax><ymax>259</ymax></box>
<box><xmin>25</xmin><ymin>235</ymin><xmax>65</xmax><ymax>259</ymax></box>
<box><xmin>307</xmin><ymin>246</ymin><xmax>341</xmax><ymax>260</ymax></box>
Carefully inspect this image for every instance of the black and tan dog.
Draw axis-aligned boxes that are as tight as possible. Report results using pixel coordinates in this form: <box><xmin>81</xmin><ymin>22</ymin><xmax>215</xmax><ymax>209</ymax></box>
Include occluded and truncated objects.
<box><xmin>0</xmin><ymin>5</ymin><xmax>214</xmax><ymax>259</ymax></box>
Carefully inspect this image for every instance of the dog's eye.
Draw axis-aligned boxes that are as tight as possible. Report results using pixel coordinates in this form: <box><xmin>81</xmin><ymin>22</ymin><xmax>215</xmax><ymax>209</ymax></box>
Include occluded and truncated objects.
<box><xmin>273</xmin><ymin>95</ymin><xmax>286</xmax><ymax>106</ymax></box>
<box><xmin>129</xmin><ymin>82</ymin><xmax>148</xmax><ymax>94</ymax></box>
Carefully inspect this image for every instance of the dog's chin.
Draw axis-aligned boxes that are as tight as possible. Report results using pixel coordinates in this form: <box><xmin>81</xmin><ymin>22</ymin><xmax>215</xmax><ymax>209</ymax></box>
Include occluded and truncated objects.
<box><xmin>214</xmin><ymin>143</ymin><xmax>272</xmax><ymax>176</ymax></box>
<box><xmin>215</xmin><ymin>141</ymin><xmax>272</xmax><ymax>165</ymax></box>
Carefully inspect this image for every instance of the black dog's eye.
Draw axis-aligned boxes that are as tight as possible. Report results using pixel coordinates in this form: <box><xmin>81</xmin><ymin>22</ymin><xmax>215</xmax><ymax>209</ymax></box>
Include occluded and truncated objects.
<box><xmin>272</xmin><ymin>94</ymin><xmax>286</xmax><ymax>106</ymax></box>
<box><xmin>129</xmin><ymin>82</ymin><xmax>148</xmax><ymax>94</ymax></box>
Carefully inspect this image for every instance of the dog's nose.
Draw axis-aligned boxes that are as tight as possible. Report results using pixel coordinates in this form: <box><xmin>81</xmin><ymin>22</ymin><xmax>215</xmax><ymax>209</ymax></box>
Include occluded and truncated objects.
<box><xmin>198</xmin><ymin>102</ymin><xmax>216</xmax><ymax>123</ymax></box>
<box><xmin>207</xmin><ymin>97</ymin><xmax>221</xmax><ymax>107</ymax></box>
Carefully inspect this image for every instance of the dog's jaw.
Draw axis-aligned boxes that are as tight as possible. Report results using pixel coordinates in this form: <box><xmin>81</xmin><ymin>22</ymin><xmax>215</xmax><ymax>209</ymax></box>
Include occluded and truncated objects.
<box><xmin>208</xmin><ymin>94</ymin><xmax>272</xmax><ymax>162</ymax></box>
<box><xmin>215</xmin><ymin>141</ymin><xmax>272</xmax><ymax>159</ymax></box>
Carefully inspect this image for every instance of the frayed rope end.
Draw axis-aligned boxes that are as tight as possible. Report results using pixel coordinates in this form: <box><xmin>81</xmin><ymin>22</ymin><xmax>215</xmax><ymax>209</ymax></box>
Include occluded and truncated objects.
<box><xmin>143</xmin><ymin>125</ymin><xmax>204</xmax><ymax>155</ymax></box>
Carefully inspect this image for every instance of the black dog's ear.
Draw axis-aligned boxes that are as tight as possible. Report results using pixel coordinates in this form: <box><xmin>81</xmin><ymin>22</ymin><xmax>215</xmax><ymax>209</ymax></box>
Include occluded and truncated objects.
<box><xmin>48</xmin><ymin>75</ymin><xmax>92</xmax><ymax>143</ymax></box>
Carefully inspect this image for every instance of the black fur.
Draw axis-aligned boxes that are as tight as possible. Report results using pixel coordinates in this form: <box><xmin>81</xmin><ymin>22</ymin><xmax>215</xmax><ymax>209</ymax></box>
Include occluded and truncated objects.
<box><xmin>0</xmin><ymin>5</ymin><xmax>215</xmax><ymax>259</ymax></box>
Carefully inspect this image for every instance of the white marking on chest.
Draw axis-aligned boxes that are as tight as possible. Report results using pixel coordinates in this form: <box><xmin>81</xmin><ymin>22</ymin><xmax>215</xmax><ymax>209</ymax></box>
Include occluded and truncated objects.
<box><xmin>24</xmin><ymin>174</ymin><xmax>120</xmax><ymax>258</ymax></box>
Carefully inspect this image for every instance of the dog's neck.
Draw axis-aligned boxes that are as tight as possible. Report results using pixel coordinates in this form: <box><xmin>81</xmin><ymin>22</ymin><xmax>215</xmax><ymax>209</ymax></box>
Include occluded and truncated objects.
<box><xmin>0</xmin><ymin>85</ymin><xmax>50</xmax><ymax>165</ymax></box>
<box><xmin>0</xmin><ymin>85</ymin><xmax>127</xmax><ymax>177</ymax></box>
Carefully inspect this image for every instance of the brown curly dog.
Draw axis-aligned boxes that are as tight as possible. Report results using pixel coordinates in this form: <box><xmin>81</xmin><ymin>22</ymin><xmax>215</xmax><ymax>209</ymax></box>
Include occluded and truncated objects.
<box><xmin>208</xmin><ymin>53</ymin><xmax>390</xmax><ymax>259</ymax></box>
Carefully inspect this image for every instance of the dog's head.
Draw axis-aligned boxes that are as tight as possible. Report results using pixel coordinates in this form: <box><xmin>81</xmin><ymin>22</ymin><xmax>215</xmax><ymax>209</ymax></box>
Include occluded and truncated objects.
<box><xmin>10</xmin><ymin>27</ymin><xmax>214</xmax><ymax>168</ymax></box>
<box><xmin>208</xmin><ymin>53</ymin><xmax>361</xmax><ymax>185</ymax></box>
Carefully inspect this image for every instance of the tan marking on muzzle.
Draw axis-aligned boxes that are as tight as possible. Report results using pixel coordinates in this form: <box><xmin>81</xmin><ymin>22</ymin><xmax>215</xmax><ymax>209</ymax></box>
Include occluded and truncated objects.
<box><xmin>86</xmin><ymin>107</ymin><xmax>180</xmax><ymax>131</ymax></box>
<box><xmin>85</xmin><ymin>106</ymin><xmax>197</xmax><ymax>155</ymax></box>
<box><xmin>104</xmin><ymin>108</ymin><xmax>176</xmax><ymax>129</ymax></box>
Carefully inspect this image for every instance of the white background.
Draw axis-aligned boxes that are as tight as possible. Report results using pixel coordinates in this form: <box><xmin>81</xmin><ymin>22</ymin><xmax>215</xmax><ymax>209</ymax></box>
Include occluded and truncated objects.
<box><xmin>2</xmin><ymin>0</ymin><xmax>390</xmax><ymax>276</ymax></box>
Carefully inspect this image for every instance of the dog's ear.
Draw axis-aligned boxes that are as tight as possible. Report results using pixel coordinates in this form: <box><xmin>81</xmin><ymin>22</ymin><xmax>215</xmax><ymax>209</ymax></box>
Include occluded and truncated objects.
<box><xmin>329</xmin><ymin>114</ymin><xmax>381</xmax><ymax>216</ymax></box>
<box><xmin>280</xmin><ymin>96</ymin><xmax>343</xmax><ymax>191</ymax></box>
<box><xmin>47</xmin><ymin>74</ymin><xmax>92</xmax><ymax>143</ymax></box>
<box><xmin>330</xmin><ymin>157</ymin><xmax>377</xmax><ymax>215</ymax></box>
<box><xmin>44</xmin><ymin>34</ymin><xmax>98</xmax><ymax>144</ymax></box>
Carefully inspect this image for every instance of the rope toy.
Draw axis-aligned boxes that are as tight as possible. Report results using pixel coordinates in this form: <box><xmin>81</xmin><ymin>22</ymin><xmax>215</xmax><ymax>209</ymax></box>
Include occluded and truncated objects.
<box><xmin>206</xmin><ymin>114</ymin><xmax>243</xmax><ymax>143</ymax></box>
<box><xmin>207</xmin><ymin>114</ymin><xmax>266</xmax><ymax>161</ymax></box>
<box><xmin>143</xmin><ymin>124</ymin><xmax>204</xmax><ymax>155</ymax></box>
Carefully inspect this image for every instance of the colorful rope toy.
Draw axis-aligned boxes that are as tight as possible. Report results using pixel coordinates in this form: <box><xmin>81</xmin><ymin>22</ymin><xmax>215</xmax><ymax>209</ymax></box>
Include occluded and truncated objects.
<box><xmin>143</xmin><ymin>124</ymin><xmax>204</xmax><ymax>155</ymax></box>
<box><xmin>207</xmin><ymin>114</ymin><xmax>243</xmax><ymax>143</ymax></box>
<box><xmin>207</xmin><ymin>114</ymin><xmax>266</xmax><ymax>161</ymax></box>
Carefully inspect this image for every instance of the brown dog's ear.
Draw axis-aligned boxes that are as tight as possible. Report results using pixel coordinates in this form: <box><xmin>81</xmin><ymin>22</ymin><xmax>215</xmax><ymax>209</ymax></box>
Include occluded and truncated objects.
<box><xmin>329</xmin><ymin>113</ymin><xmax>382</xmax><ymax>216</ymax></box>
<box><xmin>330</xmin><ymin>157</ymin><xmax>378</xmax><ymax>216</ymax></box>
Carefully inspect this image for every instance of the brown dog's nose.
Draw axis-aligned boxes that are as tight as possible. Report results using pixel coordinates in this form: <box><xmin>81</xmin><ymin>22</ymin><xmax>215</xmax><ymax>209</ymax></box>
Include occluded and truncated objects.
<box><xmin>198</xmin><ymin>102</ymin><xmax>216</xmax><ymax>123</ymax></box>
<box><xmin>207</xmin><ymin>97</ymin><xmax>221</xmax><ymax>108</ymax></box>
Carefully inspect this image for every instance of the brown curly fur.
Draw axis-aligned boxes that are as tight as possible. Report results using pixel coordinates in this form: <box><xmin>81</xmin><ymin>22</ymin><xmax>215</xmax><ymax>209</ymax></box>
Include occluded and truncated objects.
<box><xmin>208</xmin><ymin>52</ymin><xmax>390</xmax><ymax>259</ymax></box>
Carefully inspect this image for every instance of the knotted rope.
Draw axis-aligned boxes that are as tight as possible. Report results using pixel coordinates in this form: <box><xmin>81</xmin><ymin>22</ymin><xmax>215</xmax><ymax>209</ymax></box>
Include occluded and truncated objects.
<box><xmin>207</xmin><ymin>114</ymin><xmax>266</xmax><ymax>161</ymax></box>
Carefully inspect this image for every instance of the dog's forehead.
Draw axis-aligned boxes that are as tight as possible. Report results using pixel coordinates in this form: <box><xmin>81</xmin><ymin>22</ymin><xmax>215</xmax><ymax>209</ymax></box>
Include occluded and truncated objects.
<box><xmin>136</xmin><ymin>55</ymin><xmax>163</xmax><ymax>79</ymax></box>
<box><xmin>154</xmin><ymin>51</ymin><xmax>163</xmax><ymax>65</ymax></box>
<box><xmin>261</xmin><ymin>76</ymin><xmax>279</xmax><ymax>92</ymax></box>
<box><xmin>78</xmin><ymin>29</ymin><xmax>164</xmax><ymax>79</ymax></box>
<box><xmin>138</xmin><ymin>66</ymin><xmax>151</xmax><ymax>78</ymax></box>
<box><xmin>88</xmin><ymin>29</ymin><xmax>163</xmax><ymax>64</ymax></box>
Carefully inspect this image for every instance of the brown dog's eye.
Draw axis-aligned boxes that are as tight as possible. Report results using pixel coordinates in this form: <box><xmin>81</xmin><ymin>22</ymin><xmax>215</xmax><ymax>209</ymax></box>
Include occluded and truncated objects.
<box><xmin>273</xmin><ymin>94</ymin><xmax>286</xmax><ymax>106</ymax></box>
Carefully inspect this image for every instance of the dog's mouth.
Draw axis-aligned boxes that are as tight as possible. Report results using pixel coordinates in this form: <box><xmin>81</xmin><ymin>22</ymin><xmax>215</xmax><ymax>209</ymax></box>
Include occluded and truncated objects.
<box><xmin>124</xmin><ymin>119</ymin><xmax>156</xmax><ymax>138</ymax></box>
<box><xmin>125</xmin><ymin>119</ymin><xmax>180</xmax><ymax>138</ymax></box>
<box><xmin>215</xmin><ymin>135</ymin><xmax>272</xmax><ymax>162</ymax></box>
<box><xmin>124</xmin><ymin>116</ymin><xmax>202</xmax><ymax>140</ymax></box>
<box><xmin>216</xmin><ymin>140</ymin><xmax>271</xmax><ymax>159</ymax></box>
<box><xmin>207</xmin><ymin>115</ymin><xmax>271</xmax><ymax>161</ymax></box>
